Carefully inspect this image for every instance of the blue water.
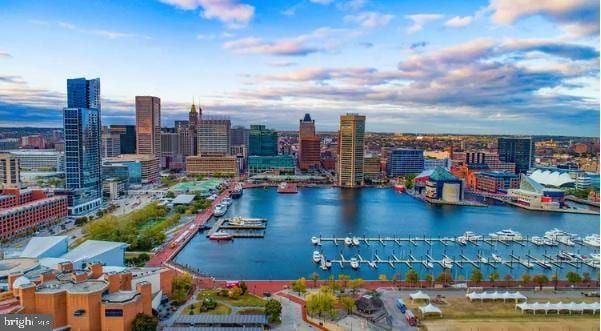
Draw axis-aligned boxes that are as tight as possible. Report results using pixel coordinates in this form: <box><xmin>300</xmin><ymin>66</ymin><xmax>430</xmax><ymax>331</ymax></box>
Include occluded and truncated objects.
<box><xmin>175</xmin><ymin>188</ymin><xmax>600</xmax><ymax>280</ymax></box>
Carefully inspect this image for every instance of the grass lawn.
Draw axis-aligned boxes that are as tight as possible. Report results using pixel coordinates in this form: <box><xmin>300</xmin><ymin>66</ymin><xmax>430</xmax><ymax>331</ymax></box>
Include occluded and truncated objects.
<box><xmin>182</xmin><ymin>302</ymin><xmax>232</xmax><ymax>315</ymax></box>
<box><xmin>197</xmin><ymin>289</ymin><xmax>266</xmax><ymax>307</ymax></box>
<box><xmin>405</xmin><ymin>296</ymin><xmax>600</xmax><ymax>321</ymax></box>
<box><xmin>237</xmin><ymin>308</ymin><xmax>265</xmax><ymax>315</ymax></box>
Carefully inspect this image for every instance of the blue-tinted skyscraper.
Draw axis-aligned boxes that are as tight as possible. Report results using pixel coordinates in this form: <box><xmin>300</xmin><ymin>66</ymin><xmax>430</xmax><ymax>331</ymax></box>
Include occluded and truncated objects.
<box><xmin>249</xmin><ymin>125</ymin><xmax>278</xmax><ymax>156</ymax></box>
<box><xmin>497</xmin><ymin>137</ymin><xmax>534</xmax><ymax>174</ymax></box>
<box><xmin>387</xmin><ymin>148</ymin><xmax>424</xmax><ymax>177</ymax></box>
<box><xmin>63</xmin><ymin>78</ymin><xmax>102</xmax><ymax>215</ymax></box>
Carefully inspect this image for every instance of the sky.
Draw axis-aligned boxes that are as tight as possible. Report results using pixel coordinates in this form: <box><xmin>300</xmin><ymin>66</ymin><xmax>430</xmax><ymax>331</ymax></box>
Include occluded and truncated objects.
<box><xmin>0</xmin><ymin>0</ymin><xmax>599</xmax><ymax>136</ymax></box>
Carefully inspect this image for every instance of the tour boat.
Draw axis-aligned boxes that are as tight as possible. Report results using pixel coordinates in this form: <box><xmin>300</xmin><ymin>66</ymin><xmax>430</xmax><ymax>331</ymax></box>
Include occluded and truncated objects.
<box><xmin>530</xmin><ymin>236</ymin><xmax>544</xmax><ymax>245</ymax></box>
<box><xmin>344</xmin><ymin>237</ymin><xmax>353</xmax><ymax>246</ymax></box>
<box><xmin>209</xmin><ymin>230</ymin><xmax>233</xmax><ymax>241</ymax></box>
<box><xmin>277</xmin><ymin>182</ymin><xmax>298</xmax><ymax>193</ymax></box>
<box><xmin>583</xmin><ymin>234</ymin><xmax>600</xmax><ymax>247</ymax></box>
<box><xmin>442</xmin><ymin>257</ymin><xmax>453</xmax><ymax>269</ymax></box>
<box><xmin>352</xmin><ymin>237</ymin><xmax>360</xmax><ymax>246</ymax></box>
<box><xmin>456</xmin><ymin>231</ymin><xmax>482</xmax><ymax>244</ymax></box>
<box><xmin>222</xmin><ymin>197</ymin><xmax>233</xmax><ymax>206</ymax></box>
<box><xmin>489</xmin><ymin>229</ymin><xmax>523</xmax><ymax>241</ymax></box>
<box><xmin>212</xmin><ymin>204</ymin><xmax>227</xmax><ymax>217</ymax></box>
<box><xmin>311</xmin><ymin>236</ymin><xmax>320</xmax><ymax>245</ymax></box>
<box><xmin>350</xmin><ymin>257</ymin><xmax>360</xmax><ymax>269</ymax></box>
<box><xmin>313</xmin><ymin>250</ymin><xmax>322</xmax><ymax>263</ymax></box>
<box><xmin>228</xmin><ymin>216</ymin><xmax>264</xmax><ymax>226</ymax></box>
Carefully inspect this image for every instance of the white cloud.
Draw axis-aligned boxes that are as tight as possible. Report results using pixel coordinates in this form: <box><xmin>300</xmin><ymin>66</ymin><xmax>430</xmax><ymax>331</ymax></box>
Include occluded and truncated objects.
<box><xmin>159</xmin><ymin>0</ymin><xmax>255</xmax><ymax>29</ymax></box>
<box><xmin>345</xmin><ymin>11</ymin><xmax>394</xmax><ymax>29</ymax></box>
<box><xmin>269</xmin><ymin>60</ymin><xmax>297</xmax><ymax>67</ymax></box>
<box><xmin>309</xmin><ymin>0</ymin><xmax>334</xmax><ymax>4</ymax></box>
<box><xmin>445</xmin><ymin>16</ymin><xmax>473</xmax><ymax>27</ymax></box>
<box><xmin>405</xmin><ymin>14</ymin><xmax>444</xmax><ymax>33</ymax></box>
<box><xmin>489</xmin><ymin>0</ymin><xmax>599</xmax><ymax>37</ymax></box>
<box><xmin>0</xmin><ymin>52</ymin><xmax>11</xmax><ymax>59</ymax></box>
<box><xmin>57</xmin><ymin>22</ymin><xmax>151</xmax><ymax>40</ymax></box>
<box><xmin>337</xmin><ymin>0</ymin><xmax>366</xmax><ymax>11</ymax></box>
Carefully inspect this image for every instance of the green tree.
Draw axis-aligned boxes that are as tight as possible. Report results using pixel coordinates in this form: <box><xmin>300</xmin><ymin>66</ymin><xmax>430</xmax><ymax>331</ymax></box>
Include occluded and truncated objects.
<box><xmin>265</xmin><ymin>299</ymin><xmax>282</xmax><ymax>323</ymax></box>
<box><xmin>292</xmin><ymin>277</ymin><xmax>307</xmax><ymax>295</ymax></box>
<box><xmin>170</xmin><ymin>272</ymin><xmax>193</xmax><ymax>304</ymax></box>
<box><xmin>470</xmin><ymin>269</ymin><xmax>483</xmax><ymax>284</ymax></box>
<box><xmin>349</xmin><ymin>278</ymin><xmax>364</xmax><ymax>293</ymax></box>
<box><xmin>532</xmin><ymin>274</ymin><xmax>549</xmax><ymax>290</ymax></box>
<box><xmin>504</xmin><ymin>273</ymin><xmax>512</xmax><ymax>285</ymax></box>
<box><xmin>436</xmin><ymin>271</ymin><xmax>453</xmax><ymax>285</ymax></box>
<box><xmin>424</xmin><ymin>274</ymin><xmax>434</xmax><ymax>287</ymax></box>
<box><xmin>239</xmin><ymin>281</ymin><xmax>248</xmax><ymax>295</ymax></box>
<box><xmin>566</xmin><ymin>271</ymin><xmax>582</xmax><ymax>286</ymax></box>
<box><xmin>405</xmin><ymin>269</ymin><xmax>419</xmax><ymax>287</ymax></box>
<box><xmin>228</xmin><ymin>286</ymin><xmax>242</xmax><ymax>299</ymax></box>
<box><xmin>166</xmin><ymin>190</ymin><xmax>176</xmax><ymax>198</ymax></box>
<box><xmin>489</xmin><ymin>271</ymin><xmax>500</xmax><ymax>287</ymax></box>
<box><xmin>340</xmin><ymin>296</ymin><xmax>356</xmax><ymax>314</ymax></box>
<box><xmin>338</xmin><ymin>274</ymin><xmax>350</xmax><ymax>291</ymax></box>
<box><xmin>131</xmin><ymin>313</ymin><xmax>158</xmax><ymax>331</ymax></box>
<box><xmin>310</xmin><ymin>272</ymin><xmax>320</xmax><ymax>288</ymax></box>
<box><xmin>583</xmin><ymin>272</ymin><xmax>591</xmax><ymax>284</ymax></box>
<box><xmin>404</xmin><ymin>174</ymin><xmax>417</xmax><ymax>190</ymax></box>
<box><xmin>521</xmin><ymin>273</ymin><xmax>531</xmax><ymax>286</ymax></box>
<box><xmin>378</xmin><ymin>274</ymin><xmax>388</xmax><ymax>282</ymax></box>
<box><xmin>306</xmin><ymin>287</ymin><xmax>337</xmax><ymax>318</ymax></box>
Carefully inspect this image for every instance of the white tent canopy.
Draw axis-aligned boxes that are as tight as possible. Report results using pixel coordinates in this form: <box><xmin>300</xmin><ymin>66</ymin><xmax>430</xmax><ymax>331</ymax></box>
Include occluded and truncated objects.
<box><xmin>466</xmin><ymin>291</ymin><xmax>527</xmax><ymax>302</ymax></box>
<box><xmin>516</xmin><ymin>301</ymin><xmax>600</xmax><ymax>315</ymax></box>
<box><xmin>419</xmin><ymin>303</ymin><xmax>442</xmax><ymax>317</ymax></box>
<box><xmin>410</xmin><ymin>291</ymin><xmax>431</xmax><ymax>302</ymax></box>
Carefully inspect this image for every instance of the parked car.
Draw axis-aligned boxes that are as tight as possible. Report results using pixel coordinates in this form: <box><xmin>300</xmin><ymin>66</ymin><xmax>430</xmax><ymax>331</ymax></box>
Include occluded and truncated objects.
<box><xmin>396</xmin><ymin>298</ymin><xmax>407</xmax><ymax>314</ymax></box>
<box><xmin>405</xmin><ymin>310</ymin><xmax>417</xmax><ymax>327</ymax></box>
<box><xmin>583</xmin><ymin>291</ymin><xmax>600</xmax><ymax>297</ymax></box>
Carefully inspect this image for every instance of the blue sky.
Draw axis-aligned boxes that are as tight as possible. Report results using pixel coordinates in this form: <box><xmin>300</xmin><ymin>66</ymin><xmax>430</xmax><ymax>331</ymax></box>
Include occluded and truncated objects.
<box><xmin>0</xmin><ymin>0</ymin><xmax>598</xmax><ymax>136</ymax></box>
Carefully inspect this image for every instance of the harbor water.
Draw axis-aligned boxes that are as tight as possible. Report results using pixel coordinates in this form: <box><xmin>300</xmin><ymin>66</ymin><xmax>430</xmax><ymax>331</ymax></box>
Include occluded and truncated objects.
<box><xmin>174</xmin><ymin>187</ymin><xmax>600</xmax><ymax>280</ymax></box>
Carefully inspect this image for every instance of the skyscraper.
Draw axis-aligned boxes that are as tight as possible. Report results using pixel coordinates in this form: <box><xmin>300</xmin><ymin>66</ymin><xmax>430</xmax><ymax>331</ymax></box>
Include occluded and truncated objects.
<box><xmin>337</xmin><ymin>113</ymin><xmax>365</xmax><ymax>188</ymax></box>
<box><xmin>109</xmin><ymin>124</ymin><xmax>136</xmax><ymax>154</ymax></box>
<box><xmin>188</xmin><ymin>102</ymin><xmax>199</xmax><ymax>155</ymax></box>
<box><xmin>198</xmin><ymin>117</ymin><xmax>231</xmax><ymax>155</ymax></box>
<box><xmin>298</xmin><ymin>114</ymin><xmax>320</xmax><ymax>170</ymax></box>
<box><xmin>135</xmin><ymin>96</ymin><xmax>161</xmax><ymax>156</ymax></box>
<box><xmin>387</xmin><ymin>149</ymin><xmax>424</xmax><ymax>177</ymax></box>
<box><xmin>497</xmin><ymin>137</ymin><xmax>534</xmax><ymax>174</ymax></box>
<box><xmin>64</xmin><ymin>77</ymin><xmax>102</xmax><ymax>215</ymax></box>
<box><xmin>249</xmin><ymin>125</ymin><xmax>278</xmax><ymax>156</ymax></box>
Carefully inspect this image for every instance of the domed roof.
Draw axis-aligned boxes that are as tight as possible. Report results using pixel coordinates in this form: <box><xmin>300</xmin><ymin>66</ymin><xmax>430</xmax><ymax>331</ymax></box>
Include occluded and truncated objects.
<box><xmin>13</xmin><ymin>276</ymin><xmax>32</xmax><ymax>288</ymax></box>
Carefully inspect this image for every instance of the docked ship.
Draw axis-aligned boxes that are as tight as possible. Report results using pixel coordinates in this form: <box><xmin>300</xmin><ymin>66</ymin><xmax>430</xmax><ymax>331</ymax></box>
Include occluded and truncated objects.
<box><xmin>544</xmin><ymin>228</ymin><xmax>577</xmax><ymax>246</ymax></box>
<box><xmin>227</xmin><ymin>216</ymin><xmax>266</xmax><ymax>226</ymax></box>
<box><xmin>222</xmin><ymin>197</ymin><xmax>233</xmax><ymax>206</ymax></box>
<box><xmin>489</xmin><ymin>229</ymin><xmax>523</xmax><ymax>241</ymax></box>
<box><xmin>277</xmin><ymin>182</ymin><xmax>298</xmax><ymax>193</ymax></box>
<box><xmin>583</xmin><ymin>234</ymin><xmax>600</xmax><ymax>247</ymax></box>
<box><xmin>350</xmin><ymin>257</ymin><xmax>360</xmax><ymax>269</ymax></box>
<box><xmin>230</xmin><ymin>184</ymin><xmax>243</xmax><ymax>199</ymax></box>
<box><xmin>209</xmin><ymin>230</ymin><xmax>233</xmax><ymax>241</ymax></box>
<box><xmin>456</xmin><ymin>231</ymin><xmax>482</xmax><ymax>244</ymax></box>
<box><xmin>313</xmin><ymin>250</ymin><xmax>322</xmax><ymax>263</ymax></box>
<box><xmin>213</xmin><ymin>203</ymin><xmax>227</xmax><ymax>217</ymax></box>
<box><xmin>393</xmin><ymin>178</ymin><xmax>406</xmax><ymax>192</ymax></box>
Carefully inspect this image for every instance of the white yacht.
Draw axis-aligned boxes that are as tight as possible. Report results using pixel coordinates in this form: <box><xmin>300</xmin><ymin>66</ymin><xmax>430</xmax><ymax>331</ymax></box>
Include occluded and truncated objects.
<box><xmin>583</xmin><ymin>234</ymin><xmax>600</xmax><ymax>247</ymax></box>
<box><xmin>491</xmin><ymin>254</ymin><xmax>503</xmax><ymax>263</ymax></box>
<box><xmin>313</xmin><ymin>250</ymin><xmax>322</xmax><ymax>263</ymax></box>
<box><xmin>325</xmin><ymin>260</ymin><xmax>332</xmax><ymax>269</ymax></box>
<box><xmin>456</xmin><ymin>231</ymin><xmax>482</xmax><ymax>244</ymax></box>
<box><xmin>212</xmin><ymin>204</ymin><xmax>227</xmax><ymax>217</ymax></box>
<box><xmin>530</xmin><ymin>236</ymin><xmax>544</xmax><ymax>245</ymax></box>
<box><xmin>489</xmin><ymin>229</ymin><xmax>523</xmax><ymax>241</ymax></box>
<box><xmin>222</xmin><ymin>197</ymin><xmax>233</xmax><ymax>206</ymax></box>
<box><xmin>344</xmin><ymin>237</ymin><xmax>353</xmax><ymax>246</ymax></box>
<box><xmin>544</xmin><ymin>229</ymin><xmax>577</xmax><ymax>245</ymax></box>
<box><xmin>311</xmin><ymin>236</ymin><xmax>320</xmax><ymax>245</ymax></box>
<box><xmin>352</xmin><ymin>237</ymin><xmax>360</xmax><ymax>246</ymax></box>
<box><xmin>591</xmin><ymin>253</ymin><xmax>600</xmax><ymax>261</ymax></box>
<box><xmin>543</xmin><ymin>237</ymin><xmax>558</xmax><ymax>246</ymax></box>
<box><xmin>442</xmin><ymin>257</ymin><xmax>453</xmax><ymax>269</ymax></box>
<box><xmin>350</xmin><ymin>257</ymin><xmax>360</xmax><ymax>269</ymax></box>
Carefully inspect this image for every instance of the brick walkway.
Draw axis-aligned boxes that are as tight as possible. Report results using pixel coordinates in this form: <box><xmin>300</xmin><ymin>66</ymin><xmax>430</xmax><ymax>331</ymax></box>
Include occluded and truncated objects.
<box><xmin>277</xmin><ymin>292</ymin><xmax>328</xmax><ymax>331</ymax></box>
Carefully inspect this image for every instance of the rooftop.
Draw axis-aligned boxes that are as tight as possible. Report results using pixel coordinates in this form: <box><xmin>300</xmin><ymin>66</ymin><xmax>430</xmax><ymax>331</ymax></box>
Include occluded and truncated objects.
<box><xmin>36</xmin><ymin>279</ymin><xmax>108</xmax><ymax>294</ymax></box>
<box><xmin>20</xmin><ymin>236</ymin><xmax>68</xmax><ymax>258</ymax></box>
<box><xmin>104</xmin><ymin>154</ymin><xmax>158</xmax><ymax>162</ymax></box>
<box><xmin>429</xmin><ymin>166</ymin><xmax>460</xmax><ymax>182</ymax></box>
<box><xmin>102</xmin><ymin>290</ymin><xmax>140</xmax><ymax>303</ymax></box>
<box><xmin>0</xmin><ymin>258</ymin><xmax>40</xmax><ymax>278</ymax></box>
<box><xmin>175</xmin><ymin>315</ymin><xmax>268</xmax><ymax>325</ymax></box>
<box><xmin>61</xmin><ymin>240</ymin><xmax>128</xmax><ymax>264</ymax></box>
<box><xmin>477</xmin><ymin>171</ymin><xmax>518</xmax><ymax>178</ymax></box>
<box><xmin>172</xmin><ymin>194</ymin><xmax>196</xmax><ymax>205</ymax></box>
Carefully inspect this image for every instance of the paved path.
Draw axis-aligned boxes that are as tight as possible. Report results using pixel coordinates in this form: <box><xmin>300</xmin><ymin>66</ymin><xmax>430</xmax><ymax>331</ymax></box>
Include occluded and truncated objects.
<box><xmin>277</xmin><ymin>292</ymin><xmax>328</xmax><ymax>331</ymax></box>
<box><xmin>272</xmin><ymin>295</ymin><xmax>314</xmax><ymax>331</ymax></box>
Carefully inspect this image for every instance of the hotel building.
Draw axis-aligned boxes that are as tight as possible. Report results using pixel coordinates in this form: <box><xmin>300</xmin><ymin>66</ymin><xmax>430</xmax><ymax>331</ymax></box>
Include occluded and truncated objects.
<box><xmin>0</xmin><ymin>153</ymin><xmax>20</xmax><ymax>188</ymax></box>
<box><xmin>387</xmin><ymin>149</ymin><xmax>425</xmax><ymax>177</ymax></box>
<box><xmin>135</xmin><ymin>96</ymin><xmax>161</xmax><ymax>157</ymax></box>
<box><xmin>337</xmin><ymin>114</ymin><xmax>365</xmax><ymax>188</ymax></box>
<box><xmin>0</xmin><ymin>188</ymin><xmax>68</xmax><ymax>240</ymax></box>
<box><xmin>198</xmin><ymin>117</ymin><xmax>231</xmax><ymax>156</ymax></box>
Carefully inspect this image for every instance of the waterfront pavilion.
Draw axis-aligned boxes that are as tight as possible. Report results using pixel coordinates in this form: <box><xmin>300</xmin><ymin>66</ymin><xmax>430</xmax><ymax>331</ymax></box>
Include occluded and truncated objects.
<box><xmin>170</xmin><ymin>178</ymin><xmax>223</xmax><ymax>195</ymax></box>
<box><xmin>418</xmin><ymin>303</ymin><xmax>442</xmax><ymax>318</ymax></box>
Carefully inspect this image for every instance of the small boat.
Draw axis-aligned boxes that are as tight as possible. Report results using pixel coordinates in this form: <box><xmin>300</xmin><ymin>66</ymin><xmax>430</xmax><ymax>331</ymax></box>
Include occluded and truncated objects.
<box><xmin>352</xmin><ymin>237</ymin><xmax>360</xmax><ymax>246</ymax></box>
<box><xmin>367</xmin><ymin>260</ymin><xmax>377</xmax><ymax>268</ymax></box>
<box><xmin>212</xmin><ymin>204</ymin><xmax>227</xmax><ymax>217</ymax></box>
<box><xmin>457</xmin><ymin>231</ymin><xmax>482</xmax><ymax>244</ymax></box>
<box><xmin>558</xmin><ymin>237</ymin><xmax>575</xmax><ymax>246</ymax></box>
<box><xmin>222</xmin><ymin>197</ymin><xmax>233</xmax><ymax>206</ymax></box>
<box><xmin>530</xmin><ymin>236</ymin><xmax>544</xmax><ymax>245</ymax></box>
<box><xmin>393</xmin><ymin>184</ymin><xmax>406</xmax><ymax>192</ymax></box>
<box><xmin>344</xmin><ymin>237</ymin><xmax>353</xmax><ymax>246</ymax></box>
<box><xmin>544</xmin><ymin>228</ymin><xmax>577</xmax><ymax>245</ymax></box>
<box><xmin>480</xmin><ymin>257</ymin><xmax>488</xmax><ymax>263</ymax></box>
<box><xmin>325</xmin><ymin>260</ymin><xmax>332</xmax><ymax>269</ymax></box>
<box><xmin>442</xmin><ymin>257</ymin><xmax>453</xmax><ymax>269</ymax></box>
<box><xmin>350</xmin><ymin>257</ymin><xmax>359</xmax><ymax>269</ymax></box>
<box><xmin>591</xmin><ymin>253</ymin><xmax>600</xmax><ymax>261</ymax></box>
<box><xmin>230</xmin><ymin>184</ymin><xmax>243</xmax><ymax>199</ymax></box>
<box><xmin>489</xmin><ymin>229</ymin><xmax>523</xmax><ymax>241</ymax></box>
<box><xmin>491</xmin><ymin>254</ymin><xmax>503</xmax><ymax>263</ymax></box>
<box><xmin>313</xmin><ymin>250</ymin><xmax>321</xmax><ymax>263</ymax></box>
<box><xmin>583</xmin><ymin>234</ymin><xmax>600</xmax><ymax>247</ymax></box>
<box><xmin>543</xmin><ymin>237</ymin><xmax>558</xmax><ymax>246</ymax></box>
<box><xmin>277</xmin><ymin>182</ymin><xmax>298</xmax><ymax>193</ymax></box>
<box><xmin>209</xmin><ymin>230</ymin><xmax>233</xmax><ymax>241</ymax></box>
<box><xmin>311</xmin><ymin>236</ymin><xmax>320</xmax><ymax>245</ymax></box>
<box><xmin>557</xmin><ymin>251</ymin><xmax>581</xmax><ymax>261</ymax></box>
<box><xmin>425</xmin><ymin>260</ymin><xmax>433</xmax><ymax>269</ymax></box>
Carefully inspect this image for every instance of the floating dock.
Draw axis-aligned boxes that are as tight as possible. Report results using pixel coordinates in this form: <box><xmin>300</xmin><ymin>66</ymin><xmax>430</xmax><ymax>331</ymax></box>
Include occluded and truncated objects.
<box><xmin>311</xmin><ymin>235</ymin><xmax>586</xmax><ymax>247</ymax></box>
<box><xmin>206</xmin><ymin>217</ymin><xmax>267</xmax><ymax>238</ymax></box>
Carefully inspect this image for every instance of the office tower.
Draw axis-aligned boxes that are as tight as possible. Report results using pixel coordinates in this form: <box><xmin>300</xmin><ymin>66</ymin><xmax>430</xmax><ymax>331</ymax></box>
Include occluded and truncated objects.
<box><xmin>135</xmin><ymin>96</ymin><xmax>161</xmax><ymax>156</ymax></box>
<box><xmin>231</xmin><ymin>126</ymin><xmax>249</xmax><ymax>148</ymax></box>
<box><xmin>189</xmin><ymin>102</ymin><xmax>199</xmax><ymax>155</ymax></box>
<box><xmin>497</xmin><ymin>137</ymin><xmax>534</xmax><ymax>173</ymax></box>
<box><xmin>387</xmin><ymin>149</ymin><xmax>425</xmax><ymax>177</ymax></box>
<box><xmin>337</xmin><ymin>114</ymin><xmax>365</xmax><ymax>188</ymax></box>
<box><xmin>249</xmin><ymin>125</ymin><xmax>278</xmax><ymax>156</ymax></box>
<box><xmin>161</xmin><ymin>131</ymin><xmax>180</xmax><ymax>157</ymax></box>
<box><xmin>198</xmin><ymin>117</ymin><xmax>231</xmax><ymax>155</ymax></box>
<box><xmin>0</xmin><ymin>139</ymin><xmax>18</xmax><ymax>151</ymax></box>
<box><xmin>0</xmin><ymin>153</ymin><xmax>20</xmax><ymax>188</ymax></box>
<box><xmin>175</xmin><ymin>120</ymin><xmax>193</xmax><ymax>157</ymax></box>
<box><xmin>109</xmin><ymin>124</ymin><xmax>136</xmax><ymax>154</ymax></box>
<box><xmin>298</xmin><ymin>113</ymin><xmax>320</xmax><ymax>170</ymax></box>
<box><xmin>63</xmin><ymin>77</ymin><xmax>102</xmax><ymax>215</ymax></box>
<box><xmin>101</xmin><ymin>132</ymin><xmax>121</xmax><ymax>158</ymax></box>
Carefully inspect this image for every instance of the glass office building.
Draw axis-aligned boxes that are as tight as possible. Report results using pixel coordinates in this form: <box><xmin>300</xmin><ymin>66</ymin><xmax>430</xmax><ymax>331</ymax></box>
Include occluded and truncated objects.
<box><xmin>249</xmin><ymin>125</ymin><xmax>278</xmax><ymax>156</ymax></box>
<box><xmin>387</xmin><ymin>148</ymin><xmax>425</xmax><ymax>177</ymax></box>
<box><xmin>63</xmin><ymin>78</ymin><xmax>102</xmax><ymax>215</ymax></box>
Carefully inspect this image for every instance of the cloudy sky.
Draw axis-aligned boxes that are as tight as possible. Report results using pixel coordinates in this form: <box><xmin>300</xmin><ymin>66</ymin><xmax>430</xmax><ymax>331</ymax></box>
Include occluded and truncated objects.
<box><xmin>0</xmin><ymin>0</ymin><xmax>599</xmax><ymax>135</ymax></box>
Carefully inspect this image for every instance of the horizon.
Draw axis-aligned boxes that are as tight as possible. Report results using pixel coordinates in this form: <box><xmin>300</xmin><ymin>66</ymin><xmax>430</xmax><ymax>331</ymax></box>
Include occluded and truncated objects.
<box><xmin>0</xmin><ymin>0</ymin><xmax>599</xmax><ymax>136</ymax></box>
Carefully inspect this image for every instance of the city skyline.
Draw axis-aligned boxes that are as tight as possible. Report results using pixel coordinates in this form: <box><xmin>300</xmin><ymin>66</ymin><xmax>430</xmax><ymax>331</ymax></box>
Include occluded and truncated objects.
<box><xmin>0</xmin><ymin>0</ymin><xmax>599</xmax><ymax>136</ymax></box>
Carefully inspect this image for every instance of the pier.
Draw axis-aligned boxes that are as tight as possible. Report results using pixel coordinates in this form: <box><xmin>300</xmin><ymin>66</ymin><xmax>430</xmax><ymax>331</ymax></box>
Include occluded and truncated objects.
<box><xmin>312</xmin><ymin>235</ymin><xmax>584</xmax><ymax>247</ymax></box>
<box><xmin>206</xmin><ymin>217</ymin><xmax>267</xmax><ymax>238</ymax></box>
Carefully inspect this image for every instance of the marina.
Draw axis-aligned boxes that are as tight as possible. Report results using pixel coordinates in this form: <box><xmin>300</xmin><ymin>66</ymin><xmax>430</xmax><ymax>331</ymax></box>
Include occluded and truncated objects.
<box><xmin>175</xmin><ymin>187</ymin><xmax>600</xmax><ymax>280</ymax></box>
<box><xmin>206</xmin><ymin>216</ymin><xmax>268</xmax><ymax>239</ymax></box>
